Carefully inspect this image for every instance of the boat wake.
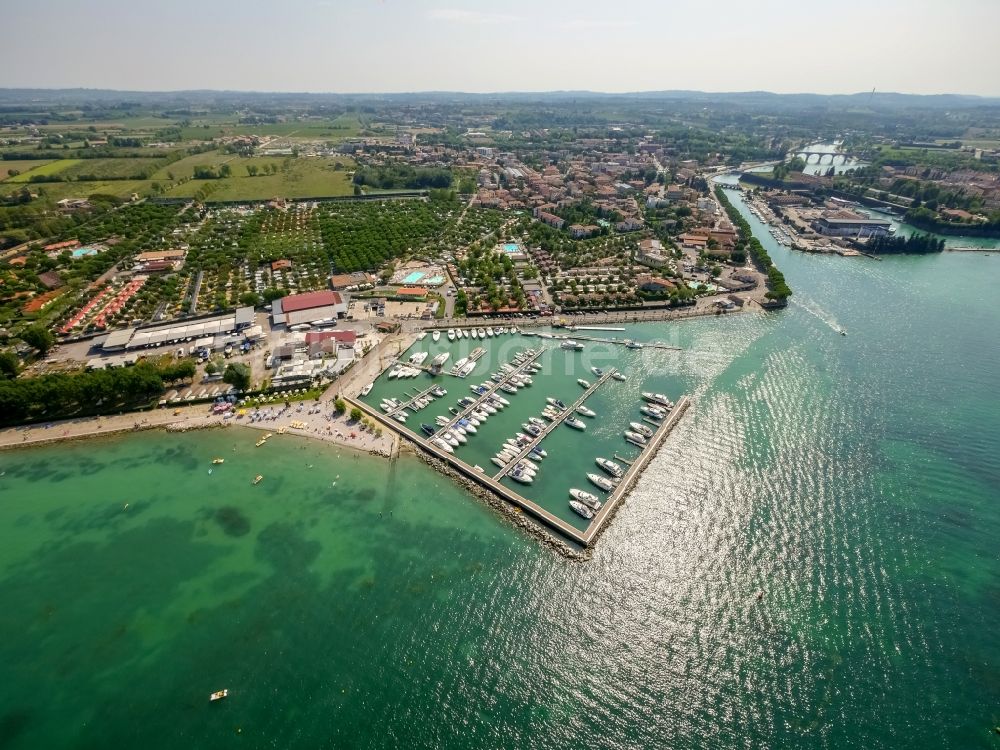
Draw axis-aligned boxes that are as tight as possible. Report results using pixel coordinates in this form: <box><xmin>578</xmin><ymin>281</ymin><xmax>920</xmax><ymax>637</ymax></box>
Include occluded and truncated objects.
<box><xmin>791</xmin><ymin>296</ymin><xmax>847</xmax><ymax>336</ymax></box>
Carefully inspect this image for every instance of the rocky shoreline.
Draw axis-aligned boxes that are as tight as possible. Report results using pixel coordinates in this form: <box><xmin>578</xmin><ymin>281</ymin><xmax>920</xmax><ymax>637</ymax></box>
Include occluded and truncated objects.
<box><xmin>411</xmin><ymin>446</ymin><xmax>590</xmax><ymax>562</ymax></box>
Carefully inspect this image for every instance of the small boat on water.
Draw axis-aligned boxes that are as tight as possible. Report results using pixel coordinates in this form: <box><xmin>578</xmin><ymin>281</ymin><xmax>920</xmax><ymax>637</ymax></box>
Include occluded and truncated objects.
<box><xmin>432</xmin><ymin>438</ymin><xmax>454</xmax><ymax>454</ymax></box>
<box><xmin>596</xmin><ymin>457</ymin><xmax>624</xmax><ymax>478</ymax></box>
<box><xmin>625</xmin><ymin>340</ymin><xmax>643</xmax><ymax>350</ymax></box>
<box><xmin>471</xmin><ymin>329</ymin><xmax>479</xmax><ymax>339</ymax></box>
<box><xmin>569</xmin><ymin>500</ymin><xmax>595</xmax><ymax>520</ymax></box>
<box><xmin>210</xmin><ymin>689</ymin><xmax>229</xmax><ymax>702</ymax></box>
<box><xmin>447</xmin><ymin>329</ymin><xmax>456</xmax><ymax>341</ymax></box>
<box><xmin>587</xmin><ymin>473</ymin><xmax>615</xmax><ymax>492</ymax></box>
<box><xmin>560</xmin><ymin>340</ymin><xmax>584</xmax><ymax>351</ymax></box>
<box><xmin>529</xmin><ymin>447</ymin><xmax>547</xmax><ymax>459</ymax></box>
<box><xmin>546</xmin><ymin>397</ymin><xmax>567</xmax><ymax>409</ymax></box>
<box><xmin>255</xmin><ymin>438</ymin><xmax>268</xmax><ymax>447</ymax></box>
<box><xmin>477</xmin><ymin>328</ymin><xmax>487</xmax><ymax>338</ymax></box>
<box><xmin>492</xmin><ymin>395</ymin><xmax>511</xmax><ymax>406</ymax></box>
<box><xmin>486</xmin><ymin>327</ymin><xmax>495</xmax><ymax>337</ymax></box>
<box><xmin>629</xmin><ymin>422</ymin><xmax>654</xmax><ymax>438</ymax></box>
<box><xmin>591</xmin><ymin>367</ymin><xmax>603</xmax><ymax>377</ymax></box>
<box><xmin>360</xmin><ymin>382</ymin><xmax>374</xmax><ymax>396</ymax></box>
<box><xmin>508</xmin><ymin>466</ymin><xmax>533</xmax><ymax>485</ymax></box>
<box><xmin>432</xmin><ymin>330</ymin><xmax>441</xmax><ymax>342</ymax></box>
<box><xmin>570</xmin><ymin>488</ymin><xmax>602</xmax><ymax>510</ymax></box>
<box><xmin>528</xmin><ymin>416</ymin><xmax>546</xmax><ymax>427</ymax></box>
<box><xmin>252</xmin><ymin>475</ymin><xmax>263</xmax><ymax>485</ymax></box>
<box><xmin>565</xmin><ymin>417</ymin><xmax>586</xmax><ymax>431</ymax></box>
<box><xmin>417</xmin><ymin>332</ymin><xmax>427</xmax><ymax>340</ymax></box>
<box><xmin>612</xmin><ymin>372</ymin><xmax>626</xmax><ymax>382</ymax></box>
<box><xmin>575</xmin><ymin>405</ymin><xmax>596</xmax><ymax>418</ymax></box>
<box><xmin>212</xmin><ymin>458</ymin><xmax>225</xmax><ymax>465</ymax></box>
<box><xmin>640</xmin><ymin>405</ymin><xmax>666</xmax><ymax>420</ymax></box>
<box><xmin>420</xmin><ymin>424</ymin><xmax>436</xmax><ymax>436</ymax></box>
<box><xmin>577</xmin><ymin>378</ymin><xmax>590</xmax><ymax>388</ymax></box>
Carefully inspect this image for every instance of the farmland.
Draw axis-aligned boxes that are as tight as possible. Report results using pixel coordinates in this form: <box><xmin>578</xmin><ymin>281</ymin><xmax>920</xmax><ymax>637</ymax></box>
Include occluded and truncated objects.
<box><xmin>6</xmin><ymin>159</ymin><xmax>83</xmax><ymax>182</ymax></box>
<box><xmin>0</xmin><ymin>159</ymin><xmax>57</xmax><ymax>180</ymax></box>
<box><xmin>161</xmin><ymin>157</ymin><xmax>356</xmax><ymax>201</ymax></box>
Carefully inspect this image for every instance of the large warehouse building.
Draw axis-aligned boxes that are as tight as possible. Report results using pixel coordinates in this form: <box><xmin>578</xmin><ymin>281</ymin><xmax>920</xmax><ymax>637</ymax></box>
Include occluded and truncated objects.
<box><xmin>272</xmin><ymin>290</ymin><xmax>347</xmax><ymax>327</ymax></box>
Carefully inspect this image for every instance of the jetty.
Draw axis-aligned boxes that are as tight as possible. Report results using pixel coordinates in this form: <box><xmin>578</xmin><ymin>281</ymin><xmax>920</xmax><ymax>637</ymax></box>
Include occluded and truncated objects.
<box><xmin>490</xmin><ymin>367</ymin><xmax>617</xmax><ymax>481</ymax></box>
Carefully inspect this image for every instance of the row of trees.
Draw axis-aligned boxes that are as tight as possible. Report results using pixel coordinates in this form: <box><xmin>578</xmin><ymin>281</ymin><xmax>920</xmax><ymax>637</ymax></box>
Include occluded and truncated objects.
<box><xmin>715</xmin><ymin>186</ymin><xmax>792</xmax><ymax>301</ymax></box>
<box><xmin>868</xmin><ymin>233</ymin><xmax>945</xmax><ymax>254</ymax></box>
<box><xmin>352</xmin><ymin>165</ymin><xmax>452</xmax><ymax>190</ymax></box>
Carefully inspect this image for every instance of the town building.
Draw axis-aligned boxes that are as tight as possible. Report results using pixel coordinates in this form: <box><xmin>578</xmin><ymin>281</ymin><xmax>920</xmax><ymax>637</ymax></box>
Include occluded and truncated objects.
<box><xmin>635</xmin><ymin>238</ymin><xmax>670</xmax><ymax>269</ymax></box>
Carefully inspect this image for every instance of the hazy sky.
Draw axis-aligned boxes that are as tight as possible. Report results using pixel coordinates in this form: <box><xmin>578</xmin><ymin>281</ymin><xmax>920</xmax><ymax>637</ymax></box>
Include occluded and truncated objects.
<box><xmin>2</xmin><ymin>0</ymin><xmax>997</xmax><ymax>95</ymax></box>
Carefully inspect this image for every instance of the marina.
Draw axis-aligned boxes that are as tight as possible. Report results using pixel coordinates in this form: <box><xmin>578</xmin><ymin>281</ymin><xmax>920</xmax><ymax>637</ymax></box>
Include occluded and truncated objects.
<box><xmin>355</xmin><ymin>330</ymin><xmax>690</xmax><ymax>546</ymax></box>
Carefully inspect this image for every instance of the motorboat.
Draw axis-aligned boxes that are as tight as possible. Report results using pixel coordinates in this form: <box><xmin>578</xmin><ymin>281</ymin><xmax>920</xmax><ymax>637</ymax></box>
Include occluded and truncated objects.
<box><xmin>447</xmin><ymin>329</ymin><xmax>456</xmax><ymax>341</ymax></box>
<box><xmin>210</xmin><ymin>689</ymin><xmax>229</xmax><ymax>702</ymax></box>
<box><xmin>445</xmin><ymin>429</ymin><xmax>467</xmax><ymax>445</ymax></box>
<box><xmin>612</xmin><ymin>372</ymin><xmax>626</xmax><ymax>382</ymax></box>
<box><xmin>431</xmin><ymin>386</ymin><xmax>447</xmax><ymax>397</ymax></box>
<box><xmin>392</xmin><ymin>412</ymin><xmax>407</xmax><ymax>423</ymax></box>
<box><xmin>417</xmin><ymin>332</ymin><xmax>427</xmax><ymax>340</ymax></box>
<box><xmin>212</xmin><ymin>457</ymin><xmax>225</xmax><ymax>465</ymax></box>
<box><xmin>459</xmin><ymin>361</ymin><xmax>476</xmax><ymax>376</ymax></box>
<box><xmin>462</xmin><ymin>329</ymin><xmax>470</xmax><ymax>338</ymax></box>
<box><xmin>360</xmin><ymin>382</ymin><xmax>374</xmax><ymax>396</ymax></box>
<box><xmin>471</xmin><ymin>329</ymin><xmax>479</xmax><ymax>339</ymax></box>
<box><xmin>432</xmin><ymin>330</ymin><xmax>441</xmax><ymax>342</ymax></box>
<box><xmin>508</xmin><ymin>466</ymin><xmax>533</xmax><ymax>485</ymax></box>
<box><xmin>629</xmin><ymin>422</ymin><xmax>654</xmax><ymax>438</ymax></box>
<box><xmin>432</xmin><ymin>438</ymin><xmax>454</xmax><ymax>454</ymax></box>
<box><xmin>587</xmin><ymin>473</ymin><xmax>615</xmax><ymax>492</ymax></box>
<box><xmin>625</xmin><ymin>340</ymin><xmax>643</xmax><ymax>350</ymax></box>
<box><xmin>500</xmin><ymin>384</ymin><xmax>518</xmax><ymax>395</ymax></box>
<box><xmin>480</xmin><ymin>402</ymin><xmax>497</xmax><ymax>415</ymax></box>
<box><xmin>624</xmin><ymin>430</ymin><xmax>648</xmax><ymax>446</ymax></box>
<box><xmin>486</xmin><ymin>327</ymin><xmax>495</xmax><ymax>337</ymax></box>
<box><xmin>528</xmin><ymin>416</ymin><xmax>546</xmax><ymax>427</ymax></box>
<box><xmin>576</xmin><ymin>405</ymin><xmax>596</xmax><ymax>418</ymax></box>
<box><xmin>387</xmin><ymin>366</ymin><xmax>402</xmax><ymax>379</ymax></box>
<box><xmin>522</xmin><ymin>423</ymin><xmax>541</xmax><ymax>436</ymax></box>
<box><xmin>420</xmin><ymin>424</ymin><xmax>436</xmax><ymax>436</ymax></box>
<box><xmin>491</xmin><ymin>456</ymin><xmax>508</xmax><ymax>468</ymax></box>
<box><xmin>596</xmin><ymin>457</ymin><xmax>624</xmax><ymax>478</ymax></box>
<box><xmin>441</xmin><ymin>432</ymin><xmax>460</xmax><ymax>447</ymax></box>
<box><xmin>431</xmin><ymin>352</ymin><xmax>451</xmax><ymax>368</ymax></box>
<box><xmin>458</xmin><ymin>396</ymin><xmax>476</xmax><ymax>407</ymax></box>
<box><xmin>435</xmin><ymin>415</ymin><xmax>451</xmax><ymax>426</ymax></box>
<box><xmin>492</xmin><ymin>395</ymin><xmax>511</xmax><ymax>406</ymax></box>
<box><xmin>569</xmin><ymin>500</ymin><xmax>595</xmax><ymax>520</ymax></box>
<box><xmin>528</xmin><ymin>447</ymin><xmax>547</xmax><ymax>460</ymax></box>
<box><xmin>252</xmin><ymin>475</ymin><xmax>263</xmax><ymax>485</ymax></box>
<box><xmin>641</xmin><ymin>392</ymin><xmax>673</xmax><ymax>408</ymax></box>
<box><xmin>457</xmin><ymin>418</ymin><xmax>477</xmax><ymax>434</ymax></box>
<box><xmin>570</xmin><ymin>488</ymin><xmax>602</xmax><ymax>510</ymax></box>
<box><xmin>577</xmin><ymin>378</ymin><xmax>590</xmax><ymax>388</ymax></box>
<box><xmin>590</xmin><ymin>367</ymin><xmax>603</xmax><ymax>376</ymax></box>
<box><xmin>409</xmin><ymin>351</ymin><xmax>428</xmax><ymax>366</ymax></box>
<box><xmin>560</xmin><ymin>340</ymin><xmax>584</xmax><ymax>351</ymax></box>
<box><xmin>640</xmin><ymin>406</ymin><xmax>665</xmax><ymax>420</ymax></box>
<box><xmin>565</xmin><ymin>417</ymin><xmax>586</xmax><ymax>431</ymax></box>
<box><xmin>546</xmin><ymin>397</ymin><xmax>567</xmax><ymax>409</ymax></box>
<box><xmin>477</xmin><ymin>328</ymin><xmax>487</xmax><ymax>338</ymax></box>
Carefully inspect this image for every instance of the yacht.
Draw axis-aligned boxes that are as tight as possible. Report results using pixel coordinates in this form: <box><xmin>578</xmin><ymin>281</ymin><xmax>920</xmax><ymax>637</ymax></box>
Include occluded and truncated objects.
<box><xmin>560</xmin><ymin>340</ymin><xmax>584</xmax><ymax>351</ymax></box>
<box><xmin>360</xmin><ymin>382</ymin><xmax>373</xmax><ymax>396</ymax></box>
<box><xmin>629</xmin><ymin>422</ymin><xmax>654</xmax><ymax>438</ymax></box>
<box><xmin>431</xmin><ymin>352</ymin><xmax>451</xmax><ymax>368</ymax></box>
<box><xmin>477</xmin><ymin>328</ymin><xmax>487</xmax><ymax>338</ymax></box>
<box><xmin>641</xmin><ymin>392</ymin><xmax>673</xmax><ymax>408</ymax></box>
<box><xmin>569</xmin><ymin>500</ymin><xmax>595</xmax><ymax>520</ymax></box>
<box><xmin>457</xmin><ymin>419</ymin><xmax>476</xmax><ymax>434</ymax></box>
<box><xmin>432</xmin><ymin>438</ymin><xmax>454</xmax><ymax>454</ymax></box>
<box><xmin>409</xmin><ymin>351</ymin><xmax>428</xmax><ymax>366</ymax></box>
<box><xmin>529</xmin><ymin>446</ymin><xmax>547</xmax><ymax>459</ymax></box>
<box><xmin>471</xmin><ymin>329</ymin><xmax>479</xmax><ymax>339</ymax></box>
<box><xmin>590</xmin><ymin>367</ymin><xmax>603</xmax><ymax>377</ymax></box>
<box><xmin>570</xmin><ymin>488</ymin><xmax>602</xmax><ymax>510</ymax></box>
<box><xmin>447</xmin><ymin>329</ymin><xmax>456</xmax><ymax>341</ymax></box>
<box><xmin>491</xmin><ymin>456</ymin><xmax>508</xmax><ymax>469</ymax></box>
<box><xmin>624</xmin><ymin>430</ymin><xmax>648</xmax><ymax>447</ymax></box>
<box><xmin>612</xmin><ymin>372</ymin><xmax>626</xmax><ymax>382</ymax></box>
<box><xmin>446</xmin><ymin>429</ymin><xmax>467</xmax><ymax>445</ymax></box>
<box><xmin>387</xmin><ymin>365</ymin><xmax>402</xmax><ymax>379</ymax></box>
<box><xmin>435</xmin><ymin>415</ymin><xmax>451</xmax><ymax>426</ymax></box>
<box><xmin>587</xmin><ymin>473</ymin><xmax>615</xmax><ymax>492</ymax></box>
<box><xmin>500</xmin><ymin>384</ymin><xmax>518</xmax><ymax>395</ymax></box>
<box><xmin>522</xmin><ymin>423</ymin><xmax>542</xmax><ymax>437</ymax></box>
<box><xmin>640</xmin><ymin>405</ymin><xmax>666</xmax><ymax>420</ymax></box>
<box><xmin>576</xmin><ymin>405</ymin><xmax>596</xmax><ymax>418</ymax></box>
<box><xmin>420</xmin><ymin>424</ymin><xmax>436</xmax><ymax>436</ymax></box>
<box><xmin>528</xmin><ymin>416</ymin><xmax>546</xmax><ymax>427</ymax></box>
<box><xmin>492</xmin><ymin>395</ymin><xmax>511</xmax><ymax>406</ymax></box>
<box><xmin>431</xmin><ymin>386</ymin><xmax>447</xmax><ymax>397</ymax></box>
<box><xmin>451</xmin><ymin>356</ymin><xmax>470</xmax><ymax>374</ymax></box>
<box><xmin>546</xmin><ymin>397</ymin><xmax>567</xmax><ymax>409</ymax></box>
<box><xmin>508</xmin><ymin>466</ymin><xmax>534</xmax><ymax>485</ymax></box>
<box><xmin>577</xmin><ymin>378</ymin><xmax>590</xmax><ymax>388</ymax></box>
<box><xmin>441</xmin><ymin>431</ymin><xmax>460</xmax><ymax>447</ymax></box>
<box><xmin>596</xmin><ymin>457</ymin><xmax>624</xmax><ymax>478</ymax></box>
<box><xmin>432</xmin><ymin>330</ymin><xmax>441</xmax><ymax>342</ymax></box>
<box><xmin>565</xmin><ymin>417</ymin><xmax>586</xmax><ymax>431</ymax></box>
<box><xmin>392</xmin><ymin>412</ymin><xmax>407</xmax><ymax>423</ymax></box>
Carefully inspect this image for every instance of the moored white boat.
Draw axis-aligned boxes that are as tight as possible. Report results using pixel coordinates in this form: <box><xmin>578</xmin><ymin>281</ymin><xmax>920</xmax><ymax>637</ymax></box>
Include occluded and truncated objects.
<box><xmin>587</xmin><ymin>473</ymin><xmax>615</xmax><ymax>492</ymax></box>
<box><xmin>570</xmin><ymin>488</ymin><xmax>602</xmax><ymax>510</ymax></box>
<box><xmin>569</xmin><ymin>500</ymin><xmax>595</xmax><ymax>519</ymax></box>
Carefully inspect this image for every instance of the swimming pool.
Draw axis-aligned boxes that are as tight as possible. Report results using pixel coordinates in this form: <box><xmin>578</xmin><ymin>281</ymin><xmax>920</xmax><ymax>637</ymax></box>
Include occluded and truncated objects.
<box><xmin>501</xmin><ymin>243</ymin><xmax>521</xmax><ymax>254</ymax></box>
<box><xmin>402</xmin><ymin>271</ymin><xmax>426</xmax><ymax>284</ymax></box>
<box><xmin>71</xmin><ymin>247</ymin><xmax>99</xmax><ymax>258</ymax></box>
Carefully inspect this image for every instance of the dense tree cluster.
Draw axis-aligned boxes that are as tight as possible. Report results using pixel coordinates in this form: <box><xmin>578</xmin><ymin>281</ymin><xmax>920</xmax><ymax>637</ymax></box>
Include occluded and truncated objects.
<box><xmin>716</xmin><ymin>186</ymin><xmax>792</xmax><ymax>301</ymax></box>
<box><xmin>352</xmin><ymin>165</ymin><xmax>452</xmax><ymax>190</ymax></box>
<box><xmin>867</xmin><ymin>233</ymin><xmax>945</xmax><ymax>254</ymax></box>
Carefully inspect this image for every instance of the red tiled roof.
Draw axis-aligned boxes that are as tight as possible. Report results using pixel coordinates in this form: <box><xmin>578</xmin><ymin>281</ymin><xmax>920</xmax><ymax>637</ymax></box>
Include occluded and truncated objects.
<box><xmin>281</xmin><ymin>290</ymin><xmax>343</xmax><ymax>313</ymax></box>
<box><xmin>396</xmin><ymin>287</ymin><xmax>428</xmax><ymax>296</ymax></box>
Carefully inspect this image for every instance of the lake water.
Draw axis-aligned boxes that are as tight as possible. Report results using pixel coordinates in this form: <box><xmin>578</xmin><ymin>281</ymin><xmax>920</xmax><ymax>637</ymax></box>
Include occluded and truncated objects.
<box><xmin>2</xmin><ymin>194</ymin><xmax>999</xmax><ymax>747</ymax></box>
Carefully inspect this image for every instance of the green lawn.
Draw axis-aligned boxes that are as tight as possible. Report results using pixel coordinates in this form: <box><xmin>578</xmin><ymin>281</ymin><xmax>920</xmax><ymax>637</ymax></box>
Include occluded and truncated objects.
<box><xmin>0</xmin><ymin>179</ymin><xmax>153</xmax><ymax>201</ymax></box>
<box><xmin>53</xmin><ymin>157</ymin><xmax>162</xmax><ymax>180</ymax></box>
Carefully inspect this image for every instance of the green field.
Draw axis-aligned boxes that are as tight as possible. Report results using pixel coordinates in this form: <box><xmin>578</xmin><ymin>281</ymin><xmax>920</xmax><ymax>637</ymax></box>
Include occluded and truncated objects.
<box><xmin>0</xmin><ymin>179</ymin><xmax>152</xmax><ymax>201</ymax></box>
<box><xmin>52</xmin><ymin>157</ymin><xmax>163</xmax><ymax>180</ymax></box>
<box><xmin>6</xmin><ymin>159</ymin><xmax>83</xmax><ymax>182</ymax></box>
<box><xmin>162</xmin><ymin>157</ymin><xmax>356</xmax><ymax>201</ymax></box>
<box><xmin>0</xmin><ymin>159</ymin><xmax>56</xmax><ymax>180</ymax></box>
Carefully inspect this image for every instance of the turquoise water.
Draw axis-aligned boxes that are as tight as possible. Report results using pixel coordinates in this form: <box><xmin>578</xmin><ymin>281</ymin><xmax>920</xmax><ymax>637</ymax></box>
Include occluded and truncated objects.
<box><xmin>402</xmin><ymin>271</ymin><xmax>425</xmax><ymax>284</ymax></box>
<box><xmin>2</xmin><ymin>193</ymin><xmax>1000</xmax><ymax>747</ymax></box>
<box><xmin>502</xmin><ymin>243</ymin><xmax>522</xmax><ymax>253</ymax></box>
